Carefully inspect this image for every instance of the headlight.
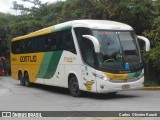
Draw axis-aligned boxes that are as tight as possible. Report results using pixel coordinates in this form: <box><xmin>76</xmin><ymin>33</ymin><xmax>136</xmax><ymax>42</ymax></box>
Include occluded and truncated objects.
<box><xmin>92</xmin><ymin>72</ymin><xmax>108</xmax><ymax>81</ymax></box>
<box><xmin>100</xmin><ymin>75</ymin><xmax>108</xmax><ymax>81</ymax></box>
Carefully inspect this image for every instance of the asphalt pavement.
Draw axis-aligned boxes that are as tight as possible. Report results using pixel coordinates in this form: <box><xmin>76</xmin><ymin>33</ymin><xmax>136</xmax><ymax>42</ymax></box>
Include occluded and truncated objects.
<box><xmin>0</xmin><ymin>77</ymin><xmax>160</xmax><ymax>120</ymax></box>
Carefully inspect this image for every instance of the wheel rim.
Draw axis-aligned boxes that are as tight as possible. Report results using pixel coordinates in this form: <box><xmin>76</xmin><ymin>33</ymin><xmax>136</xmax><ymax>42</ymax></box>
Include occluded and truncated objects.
<box><xmin>25</xmin><ymin>77</ymin><xmax>28</xmax><ymax>86</ymax></box>
<box><xmin>24</xmin><ymin>73</ymin><xmax>29</xmax><ymax>86</ymax></box>
<box><xmin>20</xmin><ymin>75</ymin><xmax>23</xmax><ymax>81</ymax></box>
<box><xmin>19</xmin><ymin>73</ymin><xmax>24</xmax><ymax>85</ymax></box>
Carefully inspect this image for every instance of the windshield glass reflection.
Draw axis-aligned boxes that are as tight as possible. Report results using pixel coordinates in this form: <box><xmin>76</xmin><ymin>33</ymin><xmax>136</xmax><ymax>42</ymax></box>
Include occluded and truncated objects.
<box><xmin>93</xmin><ymin>30</ymin><xmax>142</xmax><ymax>71</ymax></box>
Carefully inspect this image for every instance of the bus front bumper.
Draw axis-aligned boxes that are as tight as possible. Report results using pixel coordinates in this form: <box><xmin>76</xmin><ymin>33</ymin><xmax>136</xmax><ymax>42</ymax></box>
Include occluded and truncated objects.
<box><xmin>97</xmin><ymin>77</ymin><xmax>144</xmax><ymax>93</ymax></box>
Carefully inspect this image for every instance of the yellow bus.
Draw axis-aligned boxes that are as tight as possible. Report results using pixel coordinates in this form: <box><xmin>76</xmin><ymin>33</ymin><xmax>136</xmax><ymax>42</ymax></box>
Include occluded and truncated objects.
<box><xmin>11</xmin><ymin>20</ymin><xmax>150</xmax><ymax>97</ymax></box>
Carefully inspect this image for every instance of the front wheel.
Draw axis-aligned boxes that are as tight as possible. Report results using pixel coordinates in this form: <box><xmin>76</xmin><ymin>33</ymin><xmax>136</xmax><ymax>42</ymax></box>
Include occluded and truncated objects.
<box><xmin>69</xmin><ymin>76</ymin><xmax>82</xmax><ymax>97</ymax></box>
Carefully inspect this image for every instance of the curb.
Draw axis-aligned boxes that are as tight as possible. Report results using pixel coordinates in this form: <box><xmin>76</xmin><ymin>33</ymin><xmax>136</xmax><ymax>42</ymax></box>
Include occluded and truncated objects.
<box><xmin>142</xmin><ymin>87</ymin><xmax>160</xmax><ymax>90</ymax></box>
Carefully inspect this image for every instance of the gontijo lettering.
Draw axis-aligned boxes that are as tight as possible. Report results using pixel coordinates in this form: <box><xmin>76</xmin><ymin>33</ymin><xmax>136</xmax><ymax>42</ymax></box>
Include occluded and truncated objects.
<box><xmin>20</xmin><ymin>56</ymin><xmax>37</xmax><ymax>62</ymax></box>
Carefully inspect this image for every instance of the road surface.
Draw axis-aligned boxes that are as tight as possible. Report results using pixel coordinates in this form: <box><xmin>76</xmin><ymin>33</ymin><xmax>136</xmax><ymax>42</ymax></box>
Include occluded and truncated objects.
<box><xmin>0</xmin><ymin>77</ymin><xmax>160</xmax><ymax>120</ymax></box>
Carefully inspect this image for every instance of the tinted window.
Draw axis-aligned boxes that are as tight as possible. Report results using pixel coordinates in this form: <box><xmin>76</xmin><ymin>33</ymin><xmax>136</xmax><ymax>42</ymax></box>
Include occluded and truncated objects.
<box><xmin>74</xmin><ymin>27</ymin><xmax>95</xmax><ymax>67</ymax></box>
<box><xmin>83</xmin><ymin>40</ymin><xmax>95</xmax><ymax>67</ymax></box>
<box><xmin>11</xmin><ymin>29</ymin><xmax>76</xmax><ymax>54</ymax></box>
<box><xmin>64</xmin><ymin>30</ymin><xmax>76</xmax><ymax>53</ymax></box>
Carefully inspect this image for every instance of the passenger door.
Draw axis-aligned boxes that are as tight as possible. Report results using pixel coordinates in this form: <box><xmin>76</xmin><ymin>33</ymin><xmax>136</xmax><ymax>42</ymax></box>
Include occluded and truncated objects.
<box><xmin>81</xmin><ymin>40</ymin><xmax>97</xmax><ymax>92</ymax></box>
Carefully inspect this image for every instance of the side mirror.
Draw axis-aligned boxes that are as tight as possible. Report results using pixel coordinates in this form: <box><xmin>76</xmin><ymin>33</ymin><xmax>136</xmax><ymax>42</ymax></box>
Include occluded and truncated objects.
<box><xmin>137</xmin><ymin>36</ymin><xmax>150</xmax><ymax>51</ymax></box>
<box><xmin>82</xmin><ymin>35</ymin><xmax>100</xmax><ymax>53</ymax></box>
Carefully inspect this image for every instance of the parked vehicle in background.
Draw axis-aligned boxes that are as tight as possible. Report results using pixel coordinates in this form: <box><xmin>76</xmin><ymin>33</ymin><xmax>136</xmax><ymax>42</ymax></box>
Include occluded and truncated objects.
<box><xmin>0</xmin><ymin>59</ymin><xmax>4</xmax><ymax>76</ymax></box>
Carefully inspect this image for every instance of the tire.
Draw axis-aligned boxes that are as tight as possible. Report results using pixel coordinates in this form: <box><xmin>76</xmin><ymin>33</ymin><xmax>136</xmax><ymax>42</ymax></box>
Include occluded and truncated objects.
<box><xmin>19</xmin><ymin>72</ymin><xmax>25</xmax><ymax>86</ymax></box>
<box><xmin>108</xmin><ymin>92</ymin><xmax>117</xmax><ymax>95</ymax></box>
<box><xmin>24</xmin><ymin>72</ymin><xmax>31</xmax><ymax>87</ymax></box>
<box><xmin>69</xmin><ymin>76</ymin><xmax>81</xmax><ymax>97</ymax></box>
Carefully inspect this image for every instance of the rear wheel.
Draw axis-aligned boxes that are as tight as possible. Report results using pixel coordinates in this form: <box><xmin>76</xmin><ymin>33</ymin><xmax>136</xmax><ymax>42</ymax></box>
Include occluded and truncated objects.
<box><xmin>69</xmin><ymin>76</ymin><xmax>81</xmax><ymax>97</ymax></box>
<box><xmin>24</xmin><ymin>72</ymin><xmax>31</xmax><ymax>87</ymax></box>
<box><xmin>19</xmin><ymin>72</ymin><xmax>25</xmax><ymax>86</ymax></box>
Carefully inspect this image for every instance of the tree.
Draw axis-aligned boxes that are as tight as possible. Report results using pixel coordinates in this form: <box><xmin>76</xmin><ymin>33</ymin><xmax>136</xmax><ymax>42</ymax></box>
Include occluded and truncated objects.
<box><xmin>21</xmin><ymin>0</ymin><xmax>42</xmax><ymax>7</ymax></box>
<box><xmin>12</xmin><ymin>1</ymin><xmax>29</xmax><ymax>15</ymax></box>
<box><xmin>0</xmin><ymin>0</ymin><xmax>159</xmax><ymax>79</ymax></box>
<box><xmin>0</xmin><ymin>13</ymin><xmax>16</xmax><ymax>58</ymax></box>
<box><xmin>143</xmin><ymin>0</ymin><xmax>160</xmax><ymax>66</ymax></box>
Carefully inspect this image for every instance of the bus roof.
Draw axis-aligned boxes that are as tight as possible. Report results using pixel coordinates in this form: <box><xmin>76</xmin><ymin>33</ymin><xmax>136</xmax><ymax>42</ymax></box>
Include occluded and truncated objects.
<box><xmin>12</xmin><ymin>20</ymin><xmax>133</xmax><ymax>41</ymax></box>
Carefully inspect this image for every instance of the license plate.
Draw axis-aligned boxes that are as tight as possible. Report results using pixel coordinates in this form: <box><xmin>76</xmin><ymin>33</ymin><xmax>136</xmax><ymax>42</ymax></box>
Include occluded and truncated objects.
<box><xmin>122</xmin><ymin>84</ymin><xmax>130</xmax><ymax>90</ymax></box>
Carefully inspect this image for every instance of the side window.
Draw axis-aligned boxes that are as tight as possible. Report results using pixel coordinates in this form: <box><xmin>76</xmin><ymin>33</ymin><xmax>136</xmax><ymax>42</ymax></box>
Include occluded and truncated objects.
<box><xmin>65</xmin><ymin>30</ymin><xmax>76</xmax><ymax>54</ymax></box>
<box><xmin>56</xmin><ymin>32</ymin><xmax>62</xmax><ymax>50</ymax></box>
<box><xmin>50</xmin><ymin>33</ymin><xmax>57</xmax><ymax>51</ymax></box>
<box><xmin>17</xmin><ymin>41</ymin><xmax>22</xmax><ymax>53</ymax></box>
<box><xmin>11</xmin><ymin>41</ymin><xmax>22</xmax><ymax>54</ymax></box>
<box><xmin>44</xmin><ymin>33</ymin><xmax>59</xmax><ymax>52</ymax></box>
<box><xmin>11</xmin><ymin>29</ymin><xmax>77</xmax><ymax>54</ymax></box>
<box><xmin>26</xmin><ymin>39</ymin><xmax>32</xmax><ymax>53</ymax></box>
<box><xmin>82</xmin><ymin>40</ymin><xmax>95</xmax><ymax>67</ymax></box>
<box><xmin>21</xmin><ymin>41</ymin><xmax>25</xmax><ymax>53</ymax></box>
<box><xmin>56</xmin><ymin>29</ymin><xmax>76</xmax><ymax>54</ymax></box>
<box><xmin>74</xmin><ymin>27</ymin><xmax>91</xmax><ymax>53</ymax></box>
<box><xmin>45</xmin><ymin>35</ymin><xmax>52</xmax><ymax>51</ymax></box>
<box><xmin>57</xmin><ymin>32</ymin><xmax>65</xmax><ymax>50</ymax></box>
<box><xmin>11</xmin><ymin>42</ymin><xmax>17</xmax><ymax>54</ymax></box>
<box><xmin>37</xmin><ymin>35</ymin><xmax>45</xmax><ymax>52</ymax></box>
<box><xmin>74</xmin><ymin>27</ymin><xmax>95</xmax><ymax>67</ymax></box>
<box><xmin>31</xmin><ymin>38</ymin><xmax>38</xmax><ymax>52</ymax></box>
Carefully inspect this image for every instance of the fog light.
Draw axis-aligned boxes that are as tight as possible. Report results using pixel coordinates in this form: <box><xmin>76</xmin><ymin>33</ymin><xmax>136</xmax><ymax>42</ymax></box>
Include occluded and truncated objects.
<box><xmin>100</xmin><ymin>85</ymin><xmax>104</xmax><ymax>89</ymax></box>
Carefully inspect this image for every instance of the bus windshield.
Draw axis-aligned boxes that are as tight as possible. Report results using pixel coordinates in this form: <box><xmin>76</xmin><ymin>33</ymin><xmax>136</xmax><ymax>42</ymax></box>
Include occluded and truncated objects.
<box><xmin>92</xmin><ymin>30</ymin><xmax>142</xmax><ymax>72</ymax></box>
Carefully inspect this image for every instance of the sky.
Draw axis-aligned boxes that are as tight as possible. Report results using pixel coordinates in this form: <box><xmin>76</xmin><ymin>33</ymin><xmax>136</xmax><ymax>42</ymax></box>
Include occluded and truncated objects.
<box><xmin>0</xmin><ymin>0</ymin><xmax>64</xmax><ymax>15</ymax></box>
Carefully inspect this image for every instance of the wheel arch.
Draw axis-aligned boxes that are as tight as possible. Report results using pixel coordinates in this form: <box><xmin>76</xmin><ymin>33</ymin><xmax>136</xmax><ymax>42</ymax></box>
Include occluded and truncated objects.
<box><xmin>24</xmin><ymin>70</ymin><xmax>28</xmax><ymax>76</ymax></box>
